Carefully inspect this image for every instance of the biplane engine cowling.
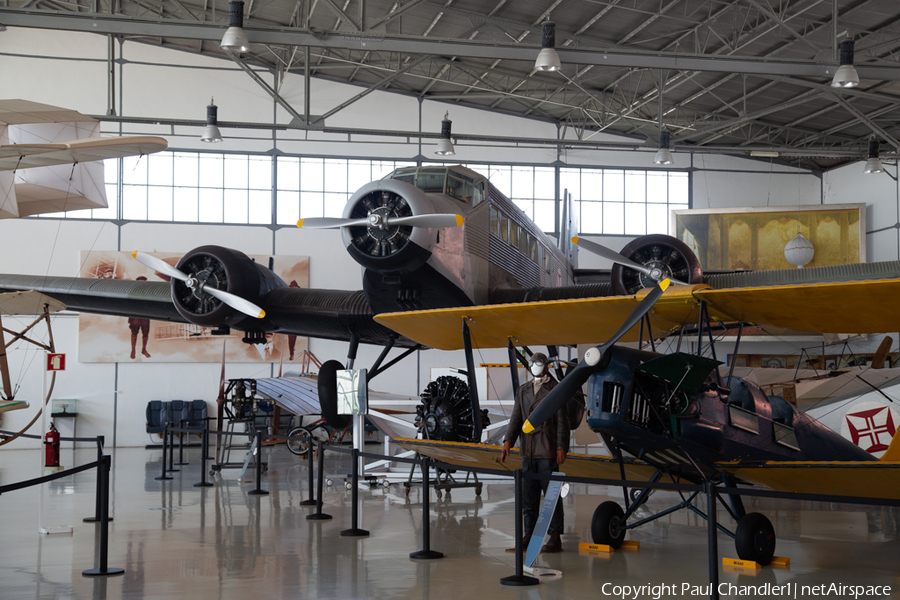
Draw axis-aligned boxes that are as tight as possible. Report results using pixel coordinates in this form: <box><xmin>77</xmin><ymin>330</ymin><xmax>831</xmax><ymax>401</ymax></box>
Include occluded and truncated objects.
<box><xmin>340</xmin><ymin>179</ymin><xmax>440</xmax><ymax>274</ymax></box>
<box><xmin>170</xmin><ymin>245</ymin><xmax>283</xmax><ymax>327</ymax></box>
<box><xmin>610</xmin><ymin>234</ymin><xmax>703</xmax><ymax>295</ymax></box>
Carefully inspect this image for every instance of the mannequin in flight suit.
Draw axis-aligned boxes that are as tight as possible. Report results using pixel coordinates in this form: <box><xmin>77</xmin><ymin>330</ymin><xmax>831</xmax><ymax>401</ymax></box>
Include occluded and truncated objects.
<box><xmin>501</xmin><ymin>352</ymin><xmax>577</xmax><ymax>553</ymax></box>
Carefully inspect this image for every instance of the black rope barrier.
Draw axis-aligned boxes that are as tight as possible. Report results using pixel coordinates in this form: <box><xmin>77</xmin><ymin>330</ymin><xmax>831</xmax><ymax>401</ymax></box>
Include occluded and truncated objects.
<box><xmin>155</xmin><ymin>424</ymin><xmax>172</xmax><ymax>481</ymax></box>
<box><xmin>247</xmin><ymin>430</ymin><xmax>269</xmax><ymax>496</ymax></box>
<box><xmin>0</xmin><ymin>459</ymin><xmax>99</xmax><ymax>495</ymax></box>
<box><xmin>499</xmin><ymin>468</ymin><xmax>538</xmax><ymax>586</ymax></box>
<box><xmin>82</xmin><ymin>455</ymin><xmax>124</xmax><ymax>577</ymax></box>
<box><xmin>300</xmin><ymin>441</ymin><xmax>317</xmax><ymax>506</ymax></box>
<box><xmin>306</xmin><ymin>441</ymin><xmax>332</xmax><ymax>521</ymax></box>
<box><xmin>340</xmin><ymin>448</ymin><xmax>369</xmax><ymax>537</ymax></box>
<box><xmin>194</xmin><ymin>423</ymin><xmax>214</xmax><ymax>488</ymax></box>
<box><xmin>409</xmin><ymin>457</ymin><xmax>442</xmax><ymax>559</ymax></box>
<box><xmin>83</xmin><ymin>436</ymin><xmax>112</xmax><ymax>523</ymax></box>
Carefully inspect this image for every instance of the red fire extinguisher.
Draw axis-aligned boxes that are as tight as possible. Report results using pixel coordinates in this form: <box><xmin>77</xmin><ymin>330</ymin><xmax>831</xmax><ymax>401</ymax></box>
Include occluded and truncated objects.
<box><xmin>44</xmin><ymin>422</ymin><xmax>60</xmax><ymax>469</ymax></box>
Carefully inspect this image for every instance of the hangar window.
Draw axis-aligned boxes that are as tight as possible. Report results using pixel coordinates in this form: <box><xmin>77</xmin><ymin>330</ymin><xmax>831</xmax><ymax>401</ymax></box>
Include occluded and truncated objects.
<box><xmin>559</xmin><ymin>167</ymin><xmax>688</xmax><ymax>236</ymax></box>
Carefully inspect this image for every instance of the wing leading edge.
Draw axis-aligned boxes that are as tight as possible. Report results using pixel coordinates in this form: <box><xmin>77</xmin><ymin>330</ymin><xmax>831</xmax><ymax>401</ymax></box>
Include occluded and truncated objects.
<box><xmin>374</xmin><ymin>279</ymin><xmax>900</xmax><ymax>350</ymax></box>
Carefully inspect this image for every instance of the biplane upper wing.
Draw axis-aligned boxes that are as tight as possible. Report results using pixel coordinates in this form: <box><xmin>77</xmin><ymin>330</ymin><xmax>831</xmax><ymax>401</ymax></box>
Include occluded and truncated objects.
<box><xmin>0</xmin><ymin>136</ymin><xmax>169</xmax><ymax>171</ymax></box>
<box><xmin>394</xmin><ymin>438</ymin><xmax>659</xmax><ymax>481</ymax></box>
<box><xmin>374</xmin><ymin>279</ymin><xmax>900</xmax><ymax>350</ymax></box>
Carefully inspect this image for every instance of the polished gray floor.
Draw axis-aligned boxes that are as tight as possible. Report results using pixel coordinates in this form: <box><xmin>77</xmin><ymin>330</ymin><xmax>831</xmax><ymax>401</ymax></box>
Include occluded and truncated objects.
<box><xmin>2</xmin><ymin>444</ymin><xmax>899</xmax><ymax>599</ymax></box>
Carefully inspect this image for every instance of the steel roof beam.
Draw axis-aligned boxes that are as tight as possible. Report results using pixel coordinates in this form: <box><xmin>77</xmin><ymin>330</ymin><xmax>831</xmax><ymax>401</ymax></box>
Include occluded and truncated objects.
<box><xmin>5</xmin><ymin>8</ymin><xmax>900</xmax><ymax>80</ymax></box>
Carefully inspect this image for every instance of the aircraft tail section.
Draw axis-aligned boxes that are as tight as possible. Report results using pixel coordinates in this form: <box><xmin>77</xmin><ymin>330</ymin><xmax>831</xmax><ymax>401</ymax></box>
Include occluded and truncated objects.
<box><xmin>881</xmin><ymin>428</ymin><xmax>900</xmax><ymax>461</ymax></box>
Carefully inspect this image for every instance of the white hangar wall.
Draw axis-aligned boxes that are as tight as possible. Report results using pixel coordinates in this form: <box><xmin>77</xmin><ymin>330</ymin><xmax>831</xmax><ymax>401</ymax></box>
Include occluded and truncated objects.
<box><xmin>0</xmin><ymin>27</ymin><xmax>893</xmax><ymax>448</ymax></box>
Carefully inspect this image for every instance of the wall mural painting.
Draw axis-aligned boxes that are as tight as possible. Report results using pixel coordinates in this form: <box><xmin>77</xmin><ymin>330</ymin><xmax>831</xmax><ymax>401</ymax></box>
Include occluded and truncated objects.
<box><xmin>77</xmin><ymin>251</ymin><xmax>309</xmax><ymax>363</ymax></box>
<box><xmin>673</xmin><ymin>204</ymin><xmax>865</xmax><ymax>271</ymax></box>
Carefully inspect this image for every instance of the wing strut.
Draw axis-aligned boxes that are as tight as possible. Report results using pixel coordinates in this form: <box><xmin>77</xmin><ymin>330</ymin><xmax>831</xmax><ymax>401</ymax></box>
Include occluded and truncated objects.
<box><xmin>461</xmin><ymin>319</ymin><xmax>483</xmax><ymax>443</ymax></box>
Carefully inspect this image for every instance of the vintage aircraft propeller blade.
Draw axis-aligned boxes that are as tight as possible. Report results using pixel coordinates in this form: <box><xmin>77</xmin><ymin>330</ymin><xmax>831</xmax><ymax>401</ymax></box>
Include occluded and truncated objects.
<box><xmin>202</xmin><ymin>286</ymin><xmax>266</xmax><ymax>319</ymax></box>
<box><xmin>132</xmin><ymin>251</ymin><xmax>265</xmax><ymax>319</ymax></box>
<box><xmin>132</xmin><ymin>251</ymin><xmax>189</xmax><ymax>282</ymax></box>
<box><xmin>298</xmin><ymin>214</ymin><xmax>462</xmax><ymax>229</ymax></box>
<box><xmin>523</xmin><ymin>279</ymin><xmax>671</xmax><ymax>434</ymax></box>
<box><xmin>572</xmin><ymin>237</ymin><xmax>689</xmax><ymax>286</ymax></box>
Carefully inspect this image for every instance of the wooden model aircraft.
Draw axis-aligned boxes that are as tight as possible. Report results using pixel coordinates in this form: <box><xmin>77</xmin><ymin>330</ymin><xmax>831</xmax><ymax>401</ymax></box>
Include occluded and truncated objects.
<box><xmin>0</xmin><ymin>99</ymin><xmax>167</xmax><ymax>218</ymax></box>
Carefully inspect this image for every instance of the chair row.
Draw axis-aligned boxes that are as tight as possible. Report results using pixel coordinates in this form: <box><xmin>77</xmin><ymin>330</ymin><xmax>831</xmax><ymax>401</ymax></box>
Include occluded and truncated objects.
<box><xmin>146</xmin><ymin>400</ymin><xmax>208</xmax><ymax>434</ymax></box>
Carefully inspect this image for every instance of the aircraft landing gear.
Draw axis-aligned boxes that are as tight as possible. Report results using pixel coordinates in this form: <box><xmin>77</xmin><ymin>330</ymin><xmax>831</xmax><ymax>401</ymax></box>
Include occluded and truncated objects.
<box><xmin>591</xmin><ymin>501</ymin><xmax>627</xmax><ymax>548</ymax></box>
<box><xmin>735</xmin><ymin>512</ymin><xmax>776</xmax><ymax>565</ymax></box>
<box><xmin>286</xmin><ymin>426</ymin><xmax>312</xmax><ymax>456</ymax></box>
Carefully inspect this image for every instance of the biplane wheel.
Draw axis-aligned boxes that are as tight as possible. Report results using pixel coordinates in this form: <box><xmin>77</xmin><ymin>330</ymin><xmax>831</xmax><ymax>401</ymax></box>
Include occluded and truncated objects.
<box><xmin>735</xmin><ymin>512</ymin><xmax>776</xmax><ymax>566</ymax></box>
<box><xmin>381</xmin><ymin>480</ymin><xmax>390</xmax><ymax>488</ymax></box>
<box><xmin>591</xmin><ymin>501</ymin><xmax>626</xmax><ymax>548</ymax></box>
<box><xmin>345</xmin><ymin>482</ymin><xmax>353</xmax><ymax>490</ymax></box>
<box><xmin>286</xmin><ymin>427</ymin><xmax>312</xmax><ymax>457</ymax></box>
<box><xmin>326</xmin><ymin>479</ymin><xmax>334</xmax><ymax>487</ymax></box>
<box><xmin>476</xmin><ymin>484</ymin><xmax>483</xmax><ymax>497</ymax></box>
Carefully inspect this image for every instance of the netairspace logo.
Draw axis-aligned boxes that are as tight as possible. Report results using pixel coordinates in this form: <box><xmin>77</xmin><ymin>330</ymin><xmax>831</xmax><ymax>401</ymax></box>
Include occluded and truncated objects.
<box><xmin>599</xmin><ymin>583</ymin><xmax>893</xmax><ymax>599</ymax></box>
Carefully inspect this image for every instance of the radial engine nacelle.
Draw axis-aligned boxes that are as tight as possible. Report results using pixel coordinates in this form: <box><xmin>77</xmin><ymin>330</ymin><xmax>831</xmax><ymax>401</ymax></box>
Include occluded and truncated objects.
<box><xmin>339</xmin><ymin>178</ymin><xmax>454</xmax><ymax>274</ymax></box>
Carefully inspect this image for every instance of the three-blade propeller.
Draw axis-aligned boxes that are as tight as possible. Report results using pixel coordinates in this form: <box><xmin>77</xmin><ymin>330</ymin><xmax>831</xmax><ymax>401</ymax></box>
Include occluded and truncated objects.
<box><xmin>132</xmin><ymin>251</ymin><xmax>266</xmax><ymax>319</ymax></box>
<box><xmin>298</xmin><ymin>213</ymin><xmax>463</xmax><ymax>230</ymax></box>
<box><xmin>572</xmin><ymin>236</ymin><xmax>689</xmax><ymax>286</ymax></box>
<box><xmin>522</xmin><ymin>278</ymin><xmax>671</xmax><ymax>434</ymax></box>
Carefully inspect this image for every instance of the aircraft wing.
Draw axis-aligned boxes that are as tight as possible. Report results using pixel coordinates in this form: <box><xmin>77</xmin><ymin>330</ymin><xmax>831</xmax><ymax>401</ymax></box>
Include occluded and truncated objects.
<box><xmin>375</xmin><ymin>279</ymin><xmax>900</xmax><ymax>350</ymax></box>
<box><xmin>0</xmin><ymin>136</ymin><xmax>168</xmax><ymax>170</ymax></box>
<box><xmin>0</xmin><ymin>275</ymin><xmax>401</xmax><ymax>345</ymax></box>
<box><xmin>394</xmin><ymin>438</ymin><xmax>659</xmax><ymax>480</ymax></box>
<box><xmin>716</xmin><ymin>461</ymin><xmax>900</xmax><ymax>501</ymax></box>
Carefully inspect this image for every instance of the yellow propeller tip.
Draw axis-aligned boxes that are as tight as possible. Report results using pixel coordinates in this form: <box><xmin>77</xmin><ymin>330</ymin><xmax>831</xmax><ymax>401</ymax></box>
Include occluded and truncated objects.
<box><xmin>571</xmin><ymin>236</ymin><xmax>579</xmax><ymax>244</ymax></box>
<box><xmin>455</xmin><ymin>214</ymin><xmax>464</xmax><ymax>226</ymax></box>
<box><xmin>131</xmin><ymin>250</ymin><xmax>138</xmax><ymax>258</ymax></box>
<box><xmin>522</xmin><ymin>420</ymin><xmax>535</xmax><ymax>434</ymax></box>
<box><xmin>257</xmin><ymin>310</ymin><xmax>266</xmax><ymax>319</ymax></box>
<box><xmin>660</xmin><ymin>278</ymin><xmax>671</xmax><ymax>291</ymax></box>
<box><xmin>296</xmin><ymin>219</ymin><xmax>304</xmax><ymax>228</ymax></box>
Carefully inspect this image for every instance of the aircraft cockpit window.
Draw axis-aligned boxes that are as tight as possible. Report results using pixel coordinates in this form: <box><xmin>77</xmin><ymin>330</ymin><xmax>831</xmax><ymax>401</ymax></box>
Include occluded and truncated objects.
<box><xmin>416</xmin><ymin>170</ymin><xmax>447</xmax><ymax>193</ymax></box>
<box><xmin>445</xmin><ymin>172</ymin><xmax>474</xmax><ymax>203</ymax></box>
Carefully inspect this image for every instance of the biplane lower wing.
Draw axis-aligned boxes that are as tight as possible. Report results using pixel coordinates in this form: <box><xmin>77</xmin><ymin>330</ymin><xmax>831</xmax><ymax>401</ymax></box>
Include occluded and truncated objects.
<box><xmin>717</xmin><ymin>461</ymin><xmax>900</xmax><ymax>501</ymax></box>
<box><xmin>393</xmin><ymin>438</ymin><xmax>659</xmax><ymax>481</ymax></box>
<box><xmin>374</xmin><ymin>280</ymin><xmax>900</xmax><ymax>350</ymax></box>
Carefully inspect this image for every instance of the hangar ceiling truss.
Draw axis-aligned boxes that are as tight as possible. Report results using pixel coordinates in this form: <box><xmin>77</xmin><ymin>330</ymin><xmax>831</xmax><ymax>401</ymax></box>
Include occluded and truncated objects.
<box><xmin>3</xmin><ymin>0</ymin><xmax>900</xmax><ymax>168</ymax></box>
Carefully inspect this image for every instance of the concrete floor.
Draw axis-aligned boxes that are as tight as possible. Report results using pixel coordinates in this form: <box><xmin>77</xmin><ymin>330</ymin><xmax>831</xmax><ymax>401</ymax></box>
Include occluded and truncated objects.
<box><xmin>1</xmin><ymin>444</ymin><xmax>899</xmax><ymax>599</ymax></box>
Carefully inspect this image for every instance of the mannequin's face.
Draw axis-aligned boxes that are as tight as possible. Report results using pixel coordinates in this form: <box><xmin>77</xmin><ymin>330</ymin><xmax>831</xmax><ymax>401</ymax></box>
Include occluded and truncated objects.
<box><xmin>531</xmin><ymin>361</ymin><xmax>546</xmax><ymax>377</ymax></box>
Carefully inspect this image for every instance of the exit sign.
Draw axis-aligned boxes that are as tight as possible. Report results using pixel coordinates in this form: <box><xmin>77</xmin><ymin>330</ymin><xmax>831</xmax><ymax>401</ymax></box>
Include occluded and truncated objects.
<box><xmin>47</xmin><ymin>354</ymin><xmax>66</xmax><ymax>371</ymax></box>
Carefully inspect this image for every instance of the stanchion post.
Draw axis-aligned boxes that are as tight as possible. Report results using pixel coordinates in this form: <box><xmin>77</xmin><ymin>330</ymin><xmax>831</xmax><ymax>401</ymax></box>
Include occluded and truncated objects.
<box><xmin>306</xmin><ymin>441</ymin><xmax>332</xmax><ymax>521</ymax></box>
<box><xmin>341</xmin><ymin>448</ymin><xmax>369</xmax><ymax>537</ymax></box>
<box><xmin>194</xmin><ymin>423</ymin><xmax>213</xmax><ymax>488</ymax></box>
<box><xmin>84</xmin><ymin>436</ymin><xmax>112</xmax><ymax>523</ymax></box>
<box><xmin>707</xmin><ymin>481</ymin><xmax>719</xmax><ymax>600</ymax></box>
<box><xmin>300</xmin><ymin>437</ymin><xmax>317</xmax><ymax>506</ymax></box>
<box><xmin>204</xmin><ymin>417</ymin><xmax>215</xmax><ymax>460</ymax></box>
<box><xmin>175</xmin><ymin>419</ymin><xmax>188</xmax><ymax>465</ymax></box>
<box><xmin>500</xmin><ymin>469</ymin><xmax>538</xmax><ymax>586</ymax></box>
<box><xmin>166</xmin><ymin>426</ymin><xmax>179</xmax><ymax>473</ymax></box>
<box><xmin>155</xmin><ymin>424</ymin><xmax>172</xmax><ymax>481</ymax></box>
<box><xmin>410</xmin><ymin>457</ymin><xmax>443</xmax><ymax>559</ymax></box>
<box><xmin>248</xmin><ymin>430</ymin><xmax>269</xmax><ymax>496</ymax></box>
<box><xmin>83</xmin><ymin>455</ymin><xmax>124</xmax><ymax>577</ymax></box>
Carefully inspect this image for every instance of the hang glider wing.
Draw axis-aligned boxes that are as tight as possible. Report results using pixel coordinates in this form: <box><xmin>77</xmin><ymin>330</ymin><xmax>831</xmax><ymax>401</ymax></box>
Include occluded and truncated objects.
<box><xmin>716</xmin><ymin>460</ymin><xmax>900</xmax><ymax>501</ymax></box>
<box><xmin>394</xmin><ymin>438</ymin><xmax>659</xmax><ymax>481</ymax></box>
<box><xmin>374</xmin><ymin>279</ymin><xmax>900</xmax><ymax>350</ymax></box>
<box><xmin>0</xmin><ymin>99</ymin><xmax>168</xmax><ymax>218</ymax></box>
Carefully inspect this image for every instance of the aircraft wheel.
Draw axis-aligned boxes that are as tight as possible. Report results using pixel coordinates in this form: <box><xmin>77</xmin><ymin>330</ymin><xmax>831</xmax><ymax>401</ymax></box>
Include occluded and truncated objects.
<box><xmin>591</xmin><ymin>501</ymin><xmax>627</xmax><ymax>548</ymax></box>
<box><xmin>286</xmin><ymin>427</ymin><xmax>312</xmax><ymax>457</ymax></box>
<box><xmin>476</xmin><ymin>484</ymin><xmax>483</xmax><ymax>496</ymax></box>
<box><xmin>735</xmin><ymin>512</ymin><xmax>776</xmax><ymax>565</ymax></box>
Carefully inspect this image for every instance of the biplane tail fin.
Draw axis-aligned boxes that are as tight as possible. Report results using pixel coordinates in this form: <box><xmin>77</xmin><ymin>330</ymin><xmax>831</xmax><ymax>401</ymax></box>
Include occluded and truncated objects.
<box><xmin>881</xmin><ymin>429</ymin><xmax>900</xmax><ymax>461</ymax></box>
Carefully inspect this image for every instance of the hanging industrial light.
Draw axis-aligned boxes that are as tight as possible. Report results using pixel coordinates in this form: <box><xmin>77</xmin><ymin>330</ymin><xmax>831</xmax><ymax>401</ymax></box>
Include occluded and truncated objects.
<box><xmin>864</xmin><ymin>137</ymin><xmax>884</xmax><ymax>174</ymax></box>
<box><xmin>220</xmin><ymin>0</ymin><xmax>250</xmax><ymax>53</ymax></box>
<box><xmin>831</xmin><ymin>39</ymin><xmax>859</xmax><ymax>88</ymax></box>
<box><xmin>534</xmin><ymin>21</ymin><xmax>561</xmax><ymax>72</ymax></box>
<box><xmin>653</xmin><ymin>129</ymin><xmax>674</xmax><ymax>165</ymax></box>
<box><xmin>201</xmin><ymin>99</ymin><xmax>223</xmax><ymax>143</ymax></box>
<box><xmin>434</xmin><ymin>111</ymin><xmax>455</xmax><ymax>156</ymax></box>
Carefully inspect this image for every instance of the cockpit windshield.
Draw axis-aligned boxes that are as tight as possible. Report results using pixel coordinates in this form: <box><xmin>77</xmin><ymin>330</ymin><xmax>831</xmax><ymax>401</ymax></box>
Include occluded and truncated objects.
<box><xmin>386</xmin><ymin>167</ymin><xmax>477</xmax><ymax>203</ymax></box>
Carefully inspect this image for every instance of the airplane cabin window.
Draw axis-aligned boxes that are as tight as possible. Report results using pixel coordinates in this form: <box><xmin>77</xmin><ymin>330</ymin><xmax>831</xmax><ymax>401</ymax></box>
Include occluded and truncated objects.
<box><xmin>529</xmin><ymin>238</ymin><xmax>538</xmax><ymax>262</ymax></box>
<box><xmin>509</xmin><ymin>221</ymin><xmax>519</xmax><ymax>247</ymax></box>
<box><xmin>543</xmin><ymin>250</ymin><xmax>551</xmax><ymax>273</ymax></box>
<box><xmin>473</xmin><ymin>182</ymin><xmax>485</xmax><ymax>206</ymax></box>
<box><xmin>490</xmin><ymin>207</ymin><xmax>499</xmax><ymax>236</ymax></box>
<box><xmin>519</xmin><ymin>229</ymin><xmax>529</xmax><ymax>254</ymax></box>
<box><xmin>500</xmin><ymin>215</ymin><xmax>509</xmax><ymax>242</ymax></box>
